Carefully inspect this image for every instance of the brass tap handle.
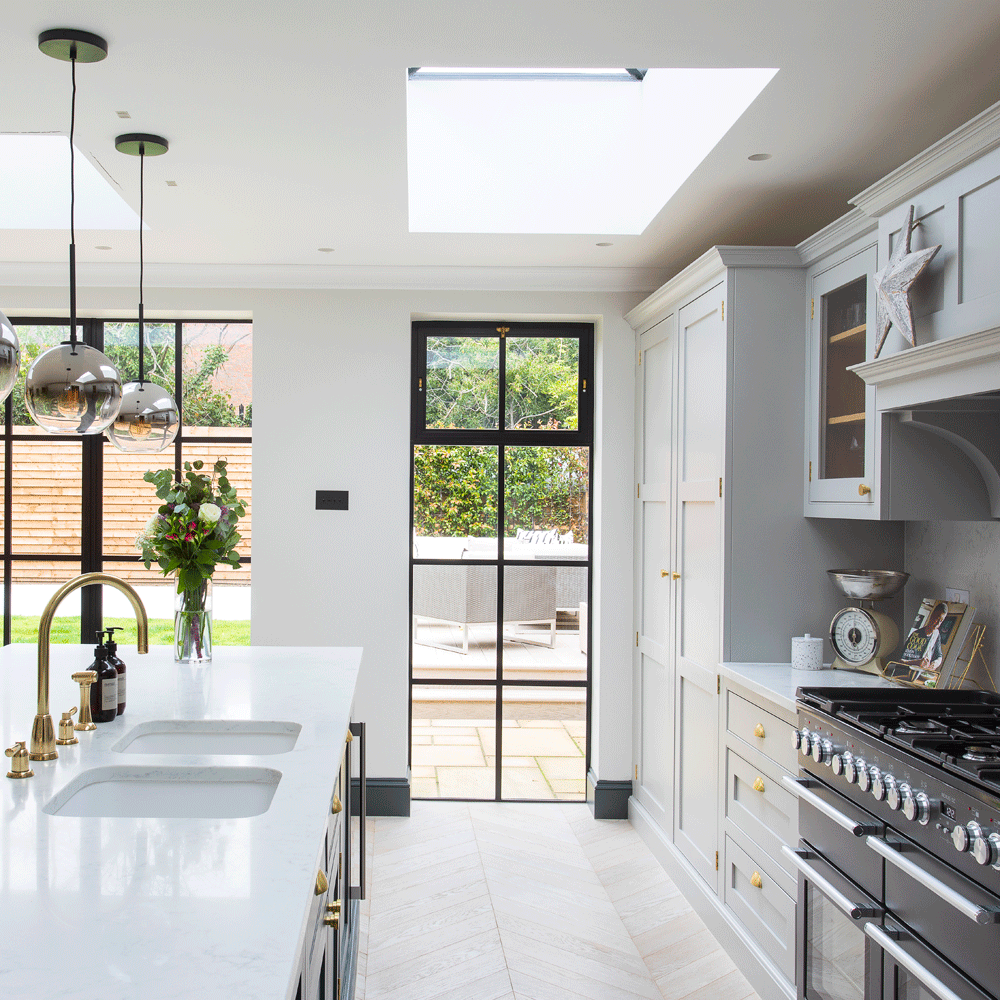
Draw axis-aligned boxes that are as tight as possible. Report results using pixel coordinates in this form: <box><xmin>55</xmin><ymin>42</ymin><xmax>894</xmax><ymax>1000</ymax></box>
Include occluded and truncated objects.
<box><xmin>6</xmin><ymin>742</ymin><xmax>34</xmax><ymax>779</ymax></box>
<box><xmin>323</xmin><ymin>900</ymin><xmax>341</xmax><ymax>929</ymax></box>
<box><xmin>753</xmin><ymin>723</ymin><xmax>766</xmax><ymax>739</ymax></box>
<box><xmin>56</xmin><ymin>707</ymin><xmax>79</xmax><ymax>746</ymax></box>
<box><xmin>71</xmin><ymin>672</ymin><xmax>98</xmax><ymax>731</ymax></box>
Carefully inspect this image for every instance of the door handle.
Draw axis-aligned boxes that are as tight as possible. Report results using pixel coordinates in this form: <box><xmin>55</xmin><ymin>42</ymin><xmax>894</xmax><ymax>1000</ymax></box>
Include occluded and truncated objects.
<box><xmin>781</xmin><ymin>846</ymin><xmax>879</xmax><ymax>920</ymax></box>
<box><xmin>782</xmin><ymin>776</ymin><xmax>881</xmax><ymax>836</ymax></box>
<box><xmin>865</xmin><ymin>924</ymin><xmax>964</xmax><ymax>1000</ymax></box>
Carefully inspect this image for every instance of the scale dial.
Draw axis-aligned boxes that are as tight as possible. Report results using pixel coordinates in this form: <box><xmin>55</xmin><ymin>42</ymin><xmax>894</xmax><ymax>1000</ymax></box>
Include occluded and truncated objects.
<box><xmin>830</xmin><ymin>607</ymin><xmax>882</xmax><ymax>664</ymax></box>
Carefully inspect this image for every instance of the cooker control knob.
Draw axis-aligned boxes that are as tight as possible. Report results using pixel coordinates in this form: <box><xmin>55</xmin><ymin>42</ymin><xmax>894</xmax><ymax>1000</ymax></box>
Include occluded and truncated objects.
<box><xmin>799</xmin><ymin>730</ymin><xmax>813</xmax><ymax>755</ymax></box>
<box><xmin>914</xmin><ymin>792</ymin><xmax>932</xmax><ymax>826</ymax></box>
<box><xmin>841</xmin><ymin>752</ymin><xmax>857</xmax><ymax>783</ymax></box>
<box><xmin>870</xmin><ymin>767</ymin><xmax>886</xmax><ymax>801</ymax></box>
<box><xmin>855</xmin><ymin>758</ymin><xmax>870</xmax><ymax>792</ymax></box>
<box><xmin>792</xmin><ymin>729</ymin><xmax>803</xmax><ymax>751</ymax></box>
<box><xmin>812</xmin><ymin>738</ymin><xmax>833</xmax><ymax>764</ymax></box>
<box><xmin>952</xmin><ymin>823</ymin><xmax>971</xmax><ymax>853</ymax></box>
<box><xmin>831</xmin><ymin>751</ymin><xmax>847</xmax><ymax>776</ymax></box>
<box><xmin>989</xmin><ymin>833</ymin><xmax>1000</xmax><ymax>871</ymax></box>
<box><xmin>899</xmin><ymin>783</ymin><xmax>916</xmax><ymax>820</ymax></box>
<box><xmin>972</xmin><ymin>826</ymin><xmax>997</xmax><ymax>867</ymax></box>
<box><xmin>884</xmin><ymin>775</ymin><xmax>900</xmax><ymax>810</ymax></box>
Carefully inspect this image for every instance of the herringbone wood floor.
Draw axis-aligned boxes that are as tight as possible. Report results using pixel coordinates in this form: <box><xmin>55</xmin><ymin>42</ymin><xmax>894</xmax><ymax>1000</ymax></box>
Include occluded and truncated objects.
<box><xmin>354</xmin><ymin>802</ymin><xmax>760</xmax><ymax>1000</ymax></box>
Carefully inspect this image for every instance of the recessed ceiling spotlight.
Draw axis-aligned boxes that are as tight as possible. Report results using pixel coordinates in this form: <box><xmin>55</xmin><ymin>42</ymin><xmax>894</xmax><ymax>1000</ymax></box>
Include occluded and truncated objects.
<box><xmin>116</xmin><ymin>111</ymin><xmax>131</xmax><ymax>119</ymax></box>
<box><xmin>95</xmin><ymin>245</ymin><xmax>112</xmax><ymax>250</ymax></box>
<box><xmin>596</xmin><ymin>242</ymin><xmax>613</xmax><ymax>247</ymax></box>
<box><xmin>318</xmin><ymin>247</ymin><xmax>335</xmax><ymax>253</ymax></box>
<box><xmin>747</xmin><ymin>152</ymin><xmax>771</xmax><ymax>161</ymax></box>
<box><xmin>165</xmin><ymin>180</ymin><xmax>177</xmax><ymax>186</ymax></box>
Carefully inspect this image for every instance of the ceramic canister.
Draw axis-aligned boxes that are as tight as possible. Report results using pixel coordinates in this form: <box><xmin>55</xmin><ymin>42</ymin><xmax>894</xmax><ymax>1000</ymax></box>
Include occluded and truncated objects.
<box><xmin>792</xmin><ymin>633</ymin><xmax>824</xmax><ymax>670</ymax></box>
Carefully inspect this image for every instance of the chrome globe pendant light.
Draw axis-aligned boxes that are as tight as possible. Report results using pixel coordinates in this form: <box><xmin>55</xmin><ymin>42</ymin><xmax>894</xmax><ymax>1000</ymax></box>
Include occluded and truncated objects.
<box><xmin>107</xmin><ymin>134</ymin><xmax>179</xmax><ymax>452</ymax></box>
<box><xmin>0</xmin><ymin>309</ymin><xmax>22</xmax><ymax>405</ymax></box>
<box><xmin>27</xmin><ymin>29</ymin><xmax>123</xmax><ymax>435</ymax></box>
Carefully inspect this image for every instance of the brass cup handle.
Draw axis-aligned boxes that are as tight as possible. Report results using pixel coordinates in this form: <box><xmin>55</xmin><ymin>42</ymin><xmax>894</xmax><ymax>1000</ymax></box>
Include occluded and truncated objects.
<box><xmin>752</xmin><ymin>776</ymin><xmax>765</xmax><ymax>793</ymax></box>
<box><xmin>858</xmin><ymin>484</ymin><xmax>871</xmax><ymax>496</ymax></box>
<box><xmin>750</xmin><ymin>871</ymin><xmax>763</xmax><ymax>889</ymax></box>
<box><xmin>753</xmin><ymin>723</ymin><xmax>765</xmax><ymax>739</ymax></box>
<box><xmin>324</xmin><ymin>900</ymin><xmax>341</xmax><ymax>929</ymax></box>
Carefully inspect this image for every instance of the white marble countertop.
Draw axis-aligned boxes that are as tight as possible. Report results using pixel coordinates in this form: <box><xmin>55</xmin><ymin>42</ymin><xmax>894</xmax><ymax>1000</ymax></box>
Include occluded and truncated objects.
<box><xmin>0</xmin><ymin>644</ymin><xmax>362</xmax><ymax>1000</ymax></box>
<box><xmin>720</xmin><ymin>661</ymin><xmax>897</xmax><ymax>715</ymax></box>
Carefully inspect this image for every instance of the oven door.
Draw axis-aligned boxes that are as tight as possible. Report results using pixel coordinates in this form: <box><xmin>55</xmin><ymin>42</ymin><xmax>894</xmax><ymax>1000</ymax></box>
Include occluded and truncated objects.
<box><xmin>783</xmin><ymin>844</ymin><xmax>883</xmax><ymax>1000</ymax></box>
<box><xmin>867</xmin><ymin>921</ymin><xmax>996</xmax><ymax>1000</ymax></box>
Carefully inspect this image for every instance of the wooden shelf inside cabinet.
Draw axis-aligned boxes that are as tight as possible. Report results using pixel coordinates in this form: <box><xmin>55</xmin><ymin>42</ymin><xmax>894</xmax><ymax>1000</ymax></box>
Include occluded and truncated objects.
<box><xmin>828</xmin><ymin>323</ymin><xmax>866</xmax><ymax>345</ymax></box>
<box><xmin>827</xmin><ymin>412</ymin><xmax>866</xmax><ymax>425</ymax></box>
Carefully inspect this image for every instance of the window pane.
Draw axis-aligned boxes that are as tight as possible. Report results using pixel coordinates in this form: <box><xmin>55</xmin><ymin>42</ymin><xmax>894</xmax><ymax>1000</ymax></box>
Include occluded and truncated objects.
<box><xmin>501</xmin><ymin>687</ymin><xmax>586</xmax><ymax>800</ymax></box>
<box><xmin>505</xmin><ymin>336</ymin><xmax>579</xmax><ymax>430</ymax></box>
<box><xmin>12</xmin><ymin>324</ymin><xmax>73</xmax><ymax>428</ymax></box>
<box><xmin>9</xmin><ymin>561</ymin><xmax>82</xmax><ymax>643</ymax></box>
<box><xmin>103</xmin><ymin>441</ymin><xmax>172</xmax><ymax>558</ymax></box>
<box><xmin>103</xmin><ymin>321</ymin><xmax>176</xmax><ymax>387</ymax></box>
<box><xmin>504</xmin><ymin>445</ymin><xmax>589</xmax><ymax>559</ymax></box>
<box><xmin>412</xmin><ymin>564</ymin><xmax>498</xmax><ymax>679</ymax></box>
<box><xmin>425</xmin><ymin>336</ymin><xmax>499</xmax><ymax>430</ymax></box>
<box><xmin>182</xmin><ymin>322</ymin><xmax>252</xmax><ymax>432</ymax></box>
<box><xmin>413</xmin><ymin>445</ymin><xmax>498</xmax><ymax>555</ymax></box>
<box><xmin>13</xmin><ymin>434</ymin><xmax>82</xmax><ymax>553</ymax></box>
<box><xmin>412</xmin><ymin>684</ymin><xmax>495</xmax><ymax>799</ymax></box>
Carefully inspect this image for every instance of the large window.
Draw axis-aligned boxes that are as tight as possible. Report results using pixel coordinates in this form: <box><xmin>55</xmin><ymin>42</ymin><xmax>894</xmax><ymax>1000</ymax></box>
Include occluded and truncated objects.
<box><xmin>3</xmin><ymin>318</ymin><xmax>251</xmax><ymax>645</ymax></box>
<box><xmin>410</xmin><ymin>321</ymin><xmax>592</xmax><ymax>801</ymax></box>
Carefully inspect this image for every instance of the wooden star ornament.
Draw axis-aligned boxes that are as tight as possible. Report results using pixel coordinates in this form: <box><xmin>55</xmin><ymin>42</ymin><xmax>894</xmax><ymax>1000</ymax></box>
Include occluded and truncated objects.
<box><xmin>872</xmin><ymin>204</ymin><xmax>941</xmax><ymax>358</ymax></box>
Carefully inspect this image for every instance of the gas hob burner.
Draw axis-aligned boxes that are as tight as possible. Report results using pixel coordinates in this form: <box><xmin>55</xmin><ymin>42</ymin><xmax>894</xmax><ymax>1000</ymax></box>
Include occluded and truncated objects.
<box><xmin>961</xmin><ymin>745</ymin><xmax>1000</xmax><ymax>762</ymax></box>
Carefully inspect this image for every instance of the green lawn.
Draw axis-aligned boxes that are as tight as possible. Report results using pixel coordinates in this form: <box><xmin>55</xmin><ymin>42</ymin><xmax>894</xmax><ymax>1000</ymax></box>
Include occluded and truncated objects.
<box><xmin>10</xmin><ymin>616</ymin><xmax>251</xmax><ymax>645</ymax></box>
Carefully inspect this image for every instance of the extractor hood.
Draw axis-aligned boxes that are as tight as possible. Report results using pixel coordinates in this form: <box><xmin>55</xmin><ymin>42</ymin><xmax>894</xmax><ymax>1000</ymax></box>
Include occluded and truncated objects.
<box><xmin>850</xmin><ymin>327</ymin><xmax>1000</xmax><ymax>517</ymax></box>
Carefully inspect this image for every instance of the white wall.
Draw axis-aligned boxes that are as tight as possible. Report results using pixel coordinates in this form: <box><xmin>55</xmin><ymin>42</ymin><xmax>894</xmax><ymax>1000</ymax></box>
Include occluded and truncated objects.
<box><xmin>1</xmin><ymin>281</ymin><xmax>640</xmax><ymax>783</ymax></box>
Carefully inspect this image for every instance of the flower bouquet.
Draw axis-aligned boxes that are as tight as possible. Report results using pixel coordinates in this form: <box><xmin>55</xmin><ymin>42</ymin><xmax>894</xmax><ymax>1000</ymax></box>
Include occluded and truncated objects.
<box><xmin>136</xmin><ymin>459</ymin><xmax>245</xmax><ymax>662</ymax></box>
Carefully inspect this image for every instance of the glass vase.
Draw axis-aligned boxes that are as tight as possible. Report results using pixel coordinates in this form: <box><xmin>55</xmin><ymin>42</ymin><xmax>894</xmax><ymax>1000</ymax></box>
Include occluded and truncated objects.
<box><xmin>174</xmin><ymin>575</ymin><xmax>213</xmax><ymax>664</ymax></box>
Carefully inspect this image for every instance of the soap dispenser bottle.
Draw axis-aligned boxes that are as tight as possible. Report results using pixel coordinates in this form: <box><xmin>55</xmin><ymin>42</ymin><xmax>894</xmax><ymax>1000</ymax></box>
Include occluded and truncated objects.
<box><xmin>90</xmin><ymin>631</ymin><xmax>118</xmax><ymax>724</ymax></box>
<box><xmin>105</xmin><ymin>626</ymin><xmax>126</xmax><ymax>715</ymax></box>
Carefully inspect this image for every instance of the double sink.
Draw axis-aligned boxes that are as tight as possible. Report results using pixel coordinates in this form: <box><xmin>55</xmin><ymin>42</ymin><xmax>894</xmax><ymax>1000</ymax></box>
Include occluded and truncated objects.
<box><xmin>43</xmin><ymin>720</ymin><xmax>301</xmax><ymax>820</ymax></box>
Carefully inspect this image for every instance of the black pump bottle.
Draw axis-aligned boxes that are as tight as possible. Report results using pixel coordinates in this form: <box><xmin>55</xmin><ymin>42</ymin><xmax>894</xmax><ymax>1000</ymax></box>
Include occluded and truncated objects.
<box><xmin>105</xmin><ymin>626</ymin><xmax>126</xmax><ymax>715</ymax></box>
<box><xmin>90</xmin><ymin>630</ymin><xmax>118</xmax><ymax>724</ymax></box>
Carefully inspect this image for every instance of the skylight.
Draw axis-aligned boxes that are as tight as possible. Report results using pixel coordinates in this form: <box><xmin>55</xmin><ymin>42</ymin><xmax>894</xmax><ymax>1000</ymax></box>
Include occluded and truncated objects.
<box><xmin>0</xmin><ymin>135</ymin><xmax>142</xmax><ymax>230</ymax></box>
<box><xmin>406</xmin><ymin>67</ymin><xmax>778</xmax><ymax>235</ymax></box>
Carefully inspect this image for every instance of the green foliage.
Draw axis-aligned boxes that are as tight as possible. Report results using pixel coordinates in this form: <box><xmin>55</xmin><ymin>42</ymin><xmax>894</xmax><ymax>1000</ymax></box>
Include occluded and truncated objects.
<box><xmin>182</xmin><ymin>345</ymin><xmax>251</xmax><ymax>428</ymax></box>
<box><xmin>425</xmin><ymin>336</ymin><xmax>578</xmax><ymax>431</ymax></box>
<box><xmin>413</xmin><ymin>445</ymin><xmax>589</xmax><ymax>541</ymax></box>
<box><xmin>10</xmin><ymin>615</ymin><xmax>250</xmax><ymax>645</ymax></box>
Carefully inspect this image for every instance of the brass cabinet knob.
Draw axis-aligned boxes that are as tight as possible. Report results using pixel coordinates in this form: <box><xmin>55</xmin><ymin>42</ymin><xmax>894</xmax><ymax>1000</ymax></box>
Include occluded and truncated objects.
<box><xmin>750</xmin><ymin>871</ymin><xmax>763</xmax><ymax>889</ymax></box>
<box><xmin>753</xmin><ymin>723</ymin><xmax>765</xmax><ymax>739</ymax></box>
<box><xmin>752</xmin><ymin>776</ymin><xmax>765</xmax><ymax>793</ymax></box>
<box><xmin>324</xmin><ymin>900</ymin><xmax>341</xmax><ymax>929</ymax></box>
<box><xmin>661</xmin><ymin>569</ymin><xmax>668</xmax><ymax>577</ymax></box>
<box><xmin>331</xmin><ymin>794</ymin><xmax>342</xmax><ymax>815</ymax></box>
<box><xmin>315</xmin><ymin>870</ymin><xmax>329</xmax><ymax>896</ymax></box>
<box><xmin>858</xmin><ymin>484</ymin><xmax>871</xmax><ymax>496</ymax></box>
<box><xmin>672</xmin><ymin>572</ymin><xmax>681</xmax><ymax>580</ymax></box>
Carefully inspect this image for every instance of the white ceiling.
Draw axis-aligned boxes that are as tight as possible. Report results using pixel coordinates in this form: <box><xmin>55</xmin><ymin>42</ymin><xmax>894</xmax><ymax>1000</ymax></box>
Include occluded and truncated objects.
<box><xmin>4</xmin><ymin>0</ymin><xmax>1000</xmax><ymax>292</ymax></box>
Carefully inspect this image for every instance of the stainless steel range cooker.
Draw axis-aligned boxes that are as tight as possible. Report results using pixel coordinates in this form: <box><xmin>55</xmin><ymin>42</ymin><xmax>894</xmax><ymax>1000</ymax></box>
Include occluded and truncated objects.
<box><xmin>785</xmin><ymin>687</ymin><xmax>1000</xmax><ymax>1000</ymax></box>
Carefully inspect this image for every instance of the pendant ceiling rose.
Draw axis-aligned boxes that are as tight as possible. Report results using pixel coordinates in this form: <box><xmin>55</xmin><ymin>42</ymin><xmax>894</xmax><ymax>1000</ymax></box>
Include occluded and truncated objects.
<box><xmin>115</xmin><ymin>133</ymin><xmax>169</xmax><ymax>157</ymax></box>
<box><xmin>37</xmin><ymin>29</ymin><xmax>108</xmax><ymax>63</ymax></box>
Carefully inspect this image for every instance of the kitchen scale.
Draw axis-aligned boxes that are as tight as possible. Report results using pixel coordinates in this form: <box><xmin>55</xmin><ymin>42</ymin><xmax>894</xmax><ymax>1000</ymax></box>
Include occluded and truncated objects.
<box><xmin>827</xmin><ymin>568</ymin><xmax>909</xmax><ymax>674</ymax></box>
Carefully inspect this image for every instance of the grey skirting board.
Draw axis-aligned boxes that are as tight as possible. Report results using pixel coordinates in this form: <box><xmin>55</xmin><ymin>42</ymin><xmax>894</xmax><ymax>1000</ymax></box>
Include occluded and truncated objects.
<box><xmin>587</xmin><ymin>768</ymin><xmax>633</xmax><ymax>819</ymax></box>
<box><xmin>352</xmin><ymin>776</ymin><xmax>411</xmax><ymax>817</ymax></box>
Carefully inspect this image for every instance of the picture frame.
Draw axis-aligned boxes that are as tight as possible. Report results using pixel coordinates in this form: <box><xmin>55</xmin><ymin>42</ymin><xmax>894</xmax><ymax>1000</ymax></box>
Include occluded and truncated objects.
<box><xmin>881</xmin><ymin>598</ymin><xmax>976</xmax><ymax>689</ymax></box>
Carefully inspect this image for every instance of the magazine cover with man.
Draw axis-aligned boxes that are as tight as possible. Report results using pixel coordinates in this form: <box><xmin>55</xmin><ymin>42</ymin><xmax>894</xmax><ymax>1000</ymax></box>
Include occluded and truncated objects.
<box><xmin>882</xmin><ymin>598</ymin><xmax>975</xmax><ymax>688</ymax></box>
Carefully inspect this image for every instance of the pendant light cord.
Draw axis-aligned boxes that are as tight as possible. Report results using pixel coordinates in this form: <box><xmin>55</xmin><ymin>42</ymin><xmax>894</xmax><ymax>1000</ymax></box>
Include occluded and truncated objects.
<box><xmin>138</xmin><ymin>144</ymin><xmax>145</xmax><ymax>383</ymax></box>
<box><xmin>68</xmin><ymin>52</ymin><xmax>78</xmax><ymax>349</ymax></box>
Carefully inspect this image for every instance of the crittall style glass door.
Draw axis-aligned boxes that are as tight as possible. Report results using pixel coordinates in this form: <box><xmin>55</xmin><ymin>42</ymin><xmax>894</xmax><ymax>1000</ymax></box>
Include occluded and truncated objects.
<box><xmin>410</xmin><ymin>321</ymin><xmax>593</xmax><ymax>801</ymax></box>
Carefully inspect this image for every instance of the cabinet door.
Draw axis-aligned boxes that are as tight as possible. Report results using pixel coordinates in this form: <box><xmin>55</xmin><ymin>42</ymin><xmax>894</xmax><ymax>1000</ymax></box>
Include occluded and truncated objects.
<box><xmin>673</xmin><ymin>288</ymin><xmax>725</xmax><ymax>892</ymax></box>
<box><xmin>806</xmin><ymin>246</ymin><xmax>878</xmax><ymax>509</ymax></box>
<box><xmin>635</xmin><ymin>315</ymin><xmax>675</xmax><ymax>829</ymax></box>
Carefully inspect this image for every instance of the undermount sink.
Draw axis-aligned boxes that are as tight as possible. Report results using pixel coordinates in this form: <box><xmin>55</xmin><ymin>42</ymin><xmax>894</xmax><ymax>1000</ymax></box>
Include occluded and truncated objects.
<box><xmin>112</xmin><ymin>720</ymin><xmax>301</xmax><ymax>756</ymax></box>
<box><xmin>44</xmin><ymin>765</ymin><xmax>282</xmax><ymax>818</ymax></box>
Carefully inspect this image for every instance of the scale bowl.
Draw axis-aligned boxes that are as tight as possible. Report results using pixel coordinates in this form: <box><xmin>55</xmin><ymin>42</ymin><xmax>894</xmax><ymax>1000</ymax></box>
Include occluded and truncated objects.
<box><xmin>827</xmin><ymin>569</ymin><xmax>909</xmax><ymax>601</ymax></box>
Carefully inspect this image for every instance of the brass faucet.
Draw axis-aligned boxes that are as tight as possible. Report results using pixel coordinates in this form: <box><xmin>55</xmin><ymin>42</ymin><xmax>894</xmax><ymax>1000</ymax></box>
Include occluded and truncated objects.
<box><xmin>29</xmin><ymin>573</ymin><xmax>149</xmax><ymax>761</ymax></box>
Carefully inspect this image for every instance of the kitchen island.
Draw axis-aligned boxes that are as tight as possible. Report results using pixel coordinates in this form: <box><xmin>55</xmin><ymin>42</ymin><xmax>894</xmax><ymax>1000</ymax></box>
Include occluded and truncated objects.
<box><xmin>0</xmin><ymin>643</ymin><xmax>362</xmax><ymax>1000</ymax></box>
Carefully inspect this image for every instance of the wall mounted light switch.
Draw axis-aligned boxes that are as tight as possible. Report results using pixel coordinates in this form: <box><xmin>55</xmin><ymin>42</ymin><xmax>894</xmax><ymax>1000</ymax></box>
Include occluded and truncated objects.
<box><xmin>316</xmin><ymin>491</ymin><xmax>349</xmax><ymax>511</ymax></box>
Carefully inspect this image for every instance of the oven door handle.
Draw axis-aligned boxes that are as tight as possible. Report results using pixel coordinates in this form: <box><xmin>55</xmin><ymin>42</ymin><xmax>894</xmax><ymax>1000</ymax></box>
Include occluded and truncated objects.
<box><xmin>866</xmin><ymin>836</ymin><xmax>1000</xmax><ymax>925</ymax></box>
<box><xmin>780</xmin><ymin>846</ymin><xmax>880</xmax><ymax>919</ymax></box>
<box><xmin>865</xmin><ymin>923</ymin><xmax>965</xmax><ymax>1000</ymax></box>
<box><xmin>781</xmin><ymin>775</ymin><xmax>880</xmax><ymax>837</ymax></box>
